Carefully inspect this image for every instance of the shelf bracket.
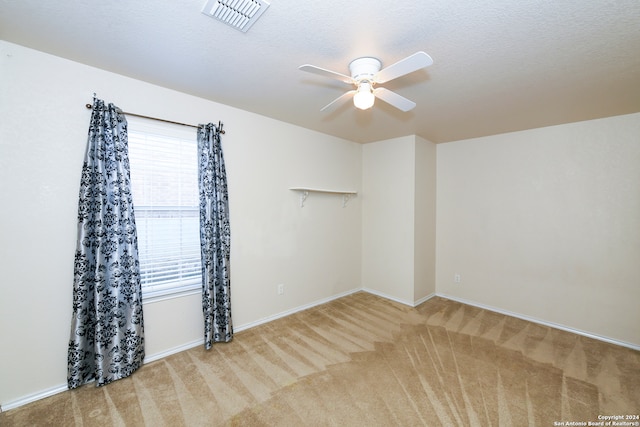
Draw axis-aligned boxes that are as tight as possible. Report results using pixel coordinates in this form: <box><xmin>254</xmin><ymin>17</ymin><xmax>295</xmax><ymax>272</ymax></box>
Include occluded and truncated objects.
<box><xmin>299</xmin><ymin>190</ymin><xmax>309</xmax><ymax>208</ymax></box>
<box><xmin>342</xmin><ymin>193</ymin><xmax>352</xmax><ymax>208</ymax></box>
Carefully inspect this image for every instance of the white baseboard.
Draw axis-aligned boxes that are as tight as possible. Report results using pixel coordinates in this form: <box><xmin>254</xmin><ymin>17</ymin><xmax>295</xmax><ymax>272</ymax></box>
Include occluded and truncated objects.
<box><xmin>234</xmin><ymin>287</ymin><xmax>362</xmax><ymax>332</ymax></box>
<box><xmin>414</xmin><ymin>292</ymin><xmax>437</xmax><ymax>307</ymax></box>
<box><xmin>361</xmin><ymin>288</ymin><xmax>437</xmax><ymax>308</ymax></box>
<box><xmin>1</xmin><ymin>383</ymin><xmax>68</xmax><ymax>412</ymax></box>
<box><xmin>361</xmin><ymin>287</ymin><xmax>413</xmax><ymax>306</ymax></box>
<box><xmin>144</xmin><ymin>339</ymin><xmax>204</xmax><ymax>364</ymax></box>
<box><xmin>436</xmin><ymin>293</ymin><xmax>640</xmax><ymax>352</ymax></box>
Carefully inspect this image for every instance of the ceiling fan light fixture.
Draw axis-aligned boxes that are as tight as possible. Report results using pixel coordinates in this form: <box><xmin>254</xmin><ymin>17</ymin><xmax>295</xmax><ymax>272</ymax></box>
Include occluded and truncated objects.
<box><xmin>353</xmin><ymin>82</ymin><xmax>375</xmax><ymax>110</ymax></box>
<box><xmin>300</xmin><ymin>51</ymin><xmax>432</xmax><ymax>112</ymax></box>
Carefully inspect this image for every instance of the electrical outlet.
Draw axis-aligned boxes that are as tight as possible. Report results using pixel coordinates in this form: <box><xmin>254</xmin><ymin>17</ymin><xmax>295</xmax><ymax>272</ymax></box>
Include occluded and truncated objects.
<box><xmin>277</xmin><ymin>284</ymin><xmax>284</xmax><ymax>295</ymax></box>
<box><xmin>454</xmin><ymin>274</ymin><xmax>461</xmax><ymax>283</ymax></box>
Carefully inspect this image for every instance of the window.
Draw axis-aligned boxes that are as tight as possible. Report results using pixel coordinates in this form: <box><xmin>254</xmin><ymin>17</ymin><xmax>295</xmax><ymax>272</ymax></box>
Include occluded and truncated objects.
<box><xmin>127</xmin><ymin>116</ymin><xmax>201</xmax><ymax>299</ymax></box>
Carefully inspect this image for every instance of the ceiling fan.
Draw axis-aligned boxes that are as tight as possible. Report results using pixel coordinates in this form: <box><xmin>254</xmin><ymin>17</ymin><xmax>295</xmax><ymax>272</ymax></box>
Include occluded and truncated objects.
<box><xmin>299</xmin><ymin>51</ymin><xmax>433</xmax><ymax>112</ymax></box>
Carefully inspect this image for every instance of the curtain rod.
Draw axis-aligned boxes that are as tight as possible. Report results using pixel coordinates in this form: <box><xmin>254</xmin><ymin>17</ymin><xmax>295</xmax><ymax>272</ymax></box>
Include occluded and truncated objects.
<box><xmin>85</xmin><ymin>103</ymin><xmax>225</xmax><ymax>134</ymax></box>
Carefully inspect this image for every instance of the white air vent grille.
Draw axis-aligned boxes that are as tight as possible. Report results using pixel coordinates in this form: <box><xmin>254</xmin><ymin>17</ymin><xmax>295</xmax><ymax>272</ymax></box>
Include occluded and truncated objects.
<box><xmin>201</xmin><ymin>0</ymin><xmax>270</xmax><ymax>33</ymax></box>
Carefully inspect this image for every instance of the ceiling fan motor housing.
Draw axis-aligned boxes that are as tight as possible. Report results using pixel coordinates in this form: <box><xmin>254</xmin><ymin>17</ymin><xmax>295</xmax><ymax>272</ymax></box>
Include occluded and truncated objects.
<box><xmin>349</xmin><ymin>57</ymin><xmax>382</xmax><ymax>83</ymax></box>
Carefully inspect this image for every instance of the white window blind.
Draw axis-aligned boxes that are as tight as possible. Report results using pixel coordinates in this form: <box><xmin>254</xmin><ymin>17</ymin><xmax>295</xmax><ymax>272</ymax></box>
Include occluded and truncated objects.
<box><xmin>127</xmin><ymin>116</ymin><xmax>202</xmax><ymax>299</ymax></box>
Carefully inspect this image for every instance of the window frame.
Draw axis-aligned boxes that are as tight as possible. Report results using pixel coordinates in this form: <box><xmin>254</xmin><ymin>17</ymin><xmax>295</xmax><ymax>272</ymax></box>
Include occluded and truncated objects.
<box><xmin>127</xmin><ymin>116</ymin><xmax>203</xmax><ymax>302</ymax></box>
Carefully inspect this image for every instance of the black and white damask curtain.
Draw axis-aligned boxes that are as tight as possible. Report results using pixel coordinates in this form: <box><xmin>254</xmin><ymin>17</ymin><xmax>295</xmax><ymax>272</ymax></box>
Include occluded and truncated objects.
<box><xmin>67</xmin><ymin>98</ymin><xmax>145</xmax><ymax>389</ymax></box>
<box><xmin>198</xmin><ymin>122</ymin><xmax>233</xmax><ymax>349</ymax></box>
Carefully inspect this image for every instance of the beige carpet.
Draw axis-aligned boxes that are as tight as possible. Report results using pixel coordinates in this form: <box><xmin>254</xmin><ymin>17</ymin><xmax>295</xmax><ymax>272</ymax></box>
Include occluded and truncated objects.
<box><xmin>2</xmin><ymin>292</ymin><xmax>638</xmax><ymax>426</ymax></box>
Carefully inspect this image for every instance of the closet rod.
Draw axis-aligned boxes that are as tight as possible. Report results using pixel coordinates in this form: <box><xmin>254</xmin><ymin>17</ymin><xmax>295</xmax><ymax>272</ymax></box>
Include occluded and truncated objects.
<box><xmin>84</xmin><ymin>103</ymin><xmax>225</xmax><ymax>134</ymax></box>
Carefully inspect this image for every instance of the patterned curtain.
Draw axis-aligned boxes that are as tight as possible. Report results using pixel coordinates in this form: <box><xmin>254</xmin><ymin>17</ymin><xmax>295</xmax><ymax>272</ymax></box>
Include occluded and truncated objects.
<box><xmin>198</xmin><ymin>122</ymin><xmax>233</xmax><ymax>349</ymax></box>
<box><xmin>67</xmin><ymin>98</ymin><xmax>145</xmax><ymax>389</ymax></box>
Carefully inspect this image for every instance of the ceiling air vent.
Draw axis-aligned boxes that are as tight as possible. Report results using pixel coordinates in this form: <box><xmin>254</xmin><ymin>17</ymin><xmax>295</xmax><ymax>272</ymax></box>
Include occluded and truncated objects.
<box><xmin>201</xmin><ymin>0</ymin><xmax>270</xmax><ymax>33</ymax></box>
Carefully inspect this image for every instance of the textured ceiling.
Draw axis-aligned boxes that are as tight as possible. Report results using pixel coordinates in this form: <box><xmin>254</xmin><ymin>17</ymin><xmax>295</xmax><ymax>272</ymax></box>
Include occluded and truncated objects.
<box><xmin>1</xmin><ymin>0</ymin><xmax>639</xmax><ymax>143</ymax></box>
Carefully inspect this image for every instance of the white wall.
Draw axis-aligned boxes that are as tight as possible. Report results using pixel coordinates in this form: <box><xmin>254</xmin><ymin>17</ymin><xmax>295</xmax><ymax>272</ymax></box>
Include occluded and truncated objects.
<box><xmin>413</xmin><ymin>136</ymin><xmax>437</xmax><ymax>302</ymax></box>
<box><xmin>436</xmin><ymin>113</ymin><xmax>640</xmax><ymax>347</ymax></box>
<box><xmin>361</xmin><ymin>136</ymin><xmax>416</xmax><ymax>304</ymax></box>
<box><xmin>361</xmin><ymin>135</ymin><xmax>437</xmax><ymax>305</ymax></box>
<box><xmin>0</xmin><ymin>41</ymin><xmax>362</xmax><ymax>407</ymax></box>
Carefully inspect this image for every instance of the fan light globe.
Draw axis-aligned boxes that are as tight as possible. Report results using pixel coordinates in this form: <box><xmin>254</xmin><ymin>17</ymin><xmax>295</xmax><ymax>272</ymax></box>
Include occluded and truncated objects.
<box><xmin>353</xmin><ymin>82</ymin><xmax>375</xmax><ymax>110</ymax></box>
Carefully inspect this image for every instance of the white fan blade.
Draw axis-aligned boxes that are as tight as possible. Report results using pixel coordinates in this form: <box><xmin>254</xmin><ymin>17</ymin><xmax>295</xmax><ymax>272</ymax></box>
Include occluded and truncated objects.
<box><xmin>373</xmin><ymin>87</ymin><xmax>416</xmax><ymax>112</ymax></box>
<box><xmin>374</xmin><ymin>51</ymin><xmax>433</xmax><ymax>84</ymax></box>
<box><xmin>320</xmin><ymin>90</ymin><xmax>356</xmax><ymax>112</ymax></box>
<box><xmin>299</xmin><ymin>64</ymin><xmax>354</xmax><ymax>84</ymax></box>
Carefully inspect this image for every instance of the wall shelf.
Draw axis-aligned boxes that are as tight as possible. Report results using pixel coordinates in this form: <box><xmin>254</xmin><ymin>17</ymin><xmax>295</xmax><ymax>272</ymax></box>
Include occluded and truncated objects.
<box><xmin>289</xmin><ymin>187</ymin><xmax>358</xmax><ymax>208</ymax></box>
